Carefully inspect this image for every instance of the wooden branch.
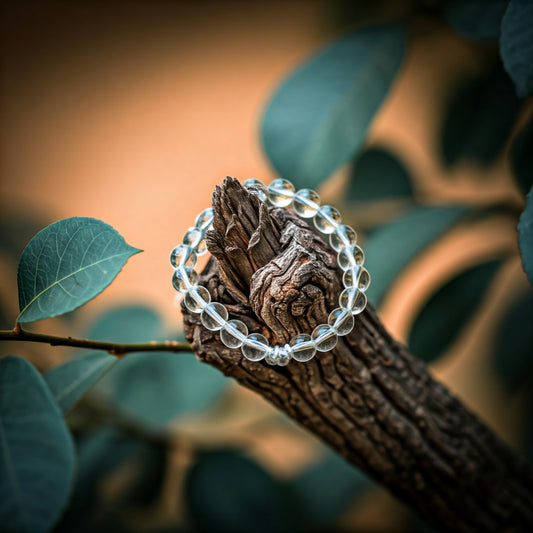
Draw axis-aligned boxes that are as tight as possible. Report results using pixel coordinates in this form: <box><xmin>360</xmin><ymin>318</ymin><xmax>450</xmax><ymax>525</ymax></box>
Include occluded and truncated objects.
<box><xmin>182</xmin><ymin>177</ymin><xmax>533</xmax><ymax>532</ymax></box>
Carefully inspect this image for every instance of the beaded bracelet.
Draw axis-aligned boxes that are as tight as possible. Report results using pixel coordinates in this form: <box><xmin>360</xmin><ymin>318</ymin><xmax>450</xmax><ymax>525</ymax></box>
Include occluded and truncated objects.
<box><xmin>170</xmin><ymin>178</ymin><xmax>370</xmax><ymax>366</ymax></box>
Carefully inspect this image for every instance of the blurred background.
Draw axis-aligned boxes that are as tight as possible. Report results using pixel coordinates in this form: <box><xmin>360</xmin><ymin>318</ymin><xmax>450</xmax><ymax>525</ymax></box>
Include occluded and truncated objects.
<box><xmin>1</xmin><ymin>1</ymin><xmax>531</xmax><ymax>531</ymax></box>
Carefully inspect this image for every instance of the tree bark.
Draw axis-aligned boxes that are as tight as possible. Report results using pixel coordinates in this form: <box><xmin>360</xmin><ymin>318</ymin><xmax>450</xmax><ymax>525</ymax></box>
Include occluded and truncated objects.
<box><xmin>182</xmin><ymin>177</ymin><xmax>533</xmax><ymax>532</ymax></box>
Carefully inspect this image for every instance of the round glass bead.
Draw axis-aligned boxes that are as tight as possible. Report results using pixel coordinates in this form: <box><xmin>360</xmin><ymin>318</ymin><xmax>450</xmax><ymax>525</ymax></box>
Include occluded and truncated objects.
<box><xmin>343</xmin><ymin>266</ymin><xmax>371</xmax><ymax>292</ymax></box>
<box><xmin>241</xmin><ymin>333</ymin><xmax>270</xmax><ymax>362</ymax></box>
<box><xmin>313</xmin><ymin>205</ymin><xmax>341</xmax><ymax>234</ymax></box>
<box><xmin>172</xmin><ymin>267</ymin><xmax>199</xmax><ymax>293</ymax></box>
<box><xmin>293</xmin><ymin>188</ymin><xmax>320</xmax><ymax>218</ymax></box>
<box><xmin>243</xmin><ymin>179</ymin><xmax>267</xmax><ymax>202</ymax></box>
<box><xmin>328</xmin><ymin>307</ymin><xmax>354</xmax><ymax>336</ymax></box>
<box><xmin>265</xmin><ymin>346</ymin><xmax>279</xmax><ymax>366</ymax></box>
<box><xmin>200</xmin><ymin>302</ymin><xmax>229</xmax><ymax>331</ymax></box>
<box><xmin>195</xmin><ymin>208</ymin><xmax>214</xmax><ymax>231</ymax></box>
<box><xmin>183</xmin><ymin>228</ymin><xmax>207</xmax><ymax>255</ymax></box>
<box><xmin>278</xmin><ymin>345</ymin><xmax>291</xmax><ymax>366</ymax></box>
<box><xmin>289</xmin><ymin>334</ymin><xmax>316</xmax><ymax>362</ymax></box>
<box><xmin>184</xmin><ymin>285</ymin><xmax>211</xmax><ymax>313</ymax></box>
<box><xmin>339</xmin><ymin>287</ymin><xmax>367</xmax><ymax>315</ymax></box>
<box><xmin>312</xmin><ymin>324</ymin><xmax>338</xmax><ymax>352</ymax></box>
<box><xmin>220</xmin><ymin>319</ymin><xmax>248</xmax><ymax>349</ymax></box>
<box><xmin>170</xmin><ymin>244</ymin><xmax>197</xmax><ymax>269</ymax></box>
<box><xmin>267</xmin><ymin>178</ymin><xmax>295</xmax><ymax>207</ymax></box>
<box><xmin>329</xmin><ymin>225</ymin><xmax>357</xmax><ymax>252</ymax></box>
<box><xmin>338</xmin><ymin>244</ymin><xmax>365</xmax><ymax>271</ymax></box>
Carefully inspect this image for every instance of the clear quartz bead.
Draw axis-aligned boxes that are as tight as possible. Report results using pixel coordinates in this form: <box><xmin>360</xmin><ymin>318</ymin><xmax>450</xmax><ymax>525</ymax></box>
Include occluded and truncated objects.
<box><xmin>200</xmin><ymin>302</ymin><xmax>228</xmax><ymax>331</ymax></box>
<box><xmin>337</xmin><ymin>244</ymin><xmax>365</xmax><ymax>271</ymax></box>
<box><xmin>183</xmin><ymin>228</ymin><xmax>207</xmax><ymax>255</ymax></box>
<box><xmin>172</xmin><ymin>267</ymin><xmax>199</xmax><ymax>293</ymax></box>
<box><xmin>329</xmin><ymin>225</ymin><xmax>357</xmax><ymax>252</ymax></box>
<box><xmin>278</xmin><ymin>345</ymin><xmax>291</xmax><ymax>366</ymax></box>
<box><xmin>220</xmin><ymin>319</ymin><xmax>248</xmax><ymax>348</ymax></box>
<box><xmin>328</xmin><ymin>307</ymin><xmax>354</xmax><ymax>336</ymax></box>
<box><xmin>267</xmin><ymin>178</ymin><xmax>295</xmax><ymax>207</ymax></box>
<box><xmin>241</xmin><ymin>333</ymin><xmax>270</xmax><ymax>361</ymax></box>
<box><xmin>184</xmin><ymin>285</ymin><xmax>211</xmax><ymax>313</ymax></box>
<box><xmin>195</xmin><ymin>208</ymin><xmax>214</xmax><ymax>231</ymax></box>
<box><xmin>243</xmin><ymin>179</ymin><xmax>267</xmax><ymax>202</ymax></box>
<box><xmin>289</xmin><ymin>334</ymin><xmax>316</xmax><ymax>362</ymax></box>
<box><xmin>343</xmin><ymin>266</ymin><xmax>371</xmax><ymax>291</ymax></box>
<box><xmin>265</xmin><ymin>346</ymin><xmax>279</xmax><ymax>366</ymax></box>
<box><xmin>293</xmin><ymin>189</ymin><xmax>320</xmax><ymax>218</ymax></box>
<box><xmin>170</xmin><ymin>244</ymin><xmax>197</xmax><ymax>269</ymax></box>
<box><xmin>313</xmin><ymin>205</ymin><xmax>341</xmax><ymax>234</ymax></box>
<box><xmin>312</xmin><ymin>324</ymin><xmax>338</xmax><ymax>352</ymax></box>
<box><xmin>339</xmin><ymin>287</ymin><xmax>367</xmax><ymax>315</ymax></box>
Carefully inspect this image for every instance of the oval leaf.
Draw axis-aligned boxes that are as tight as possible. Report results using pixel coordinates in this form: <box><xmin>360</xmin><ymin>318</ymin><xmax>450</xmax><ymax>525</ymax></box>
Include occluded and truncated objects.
<box><xmin>261</xmin><ymin>24</ymin><xmax>405</xmax><ymax>189</ymax></box>
<box><xmin>409</xmin><ymin>259</ymin><xmax>503</xmax><ymax>363</ymax></box>
<box><xmin>511</xmin><ymin>117</ymin><xmax>533</xmax><ymax>195</ymax></box>
<box><xmin>518</xmin><ymin>185</ymin><xmax>533</xmax><ymax>286</ymax></box>
<box><xmin>17</xmin><ymin>217</ymin><xmax>141</xmax><ymax>323</ymax></box>
<box><xmin>501</xmin><ymin>0</ymin><xmax>533</xmax><ymax>98</ymax></box>
<box><xmin>364</xmin><ymin>206</ymin><xmax>469</xmax><ymax>305</ymax></box>
<box><xmin>0</xmin><ymin>356</ymin><xmax>75</xmax><ymax>532</ymax></box>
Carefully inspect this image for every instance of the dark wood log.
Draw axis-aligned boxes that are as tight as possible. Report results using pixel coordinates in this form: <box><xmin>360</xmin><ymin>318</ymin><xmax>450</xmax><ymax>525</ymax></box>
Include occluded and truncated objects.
<box><xmin>182</xmin><ymin>177</ymin><xmax>533</xmax><ymax>532</ymax></box>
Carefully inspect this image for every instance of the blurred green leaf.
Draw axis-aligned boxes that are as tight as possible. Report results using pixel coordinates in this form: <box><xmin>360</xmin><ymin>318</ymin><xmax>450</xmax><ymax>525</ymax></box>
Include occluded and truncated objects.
<box><xmin>441</xmin><ymin>67</ymin><xmax>521</xmax><ymax>167</ymax></box>
<box><xmin>494</xmin><ymin>291</ymin><xmax>533</xmax><ymax>389</ymax></box>
<box><xmin>348</xmin><ymin>147</ymin><xmax>413</xmax><ymax>202</ymax></box>
<box><xmin>185</xmin><ymin>450</ymin><xmax>299</xmax><ymax>533</ymax></box>
<box><xmin>261</xmin><ymin>24</ymin><xmax>405</xmax><ymax>189</ymax></box>
<box><xmin>364</xmin><ymin>206</ymin><xmax>469</xmax><ymax>305</ymax></box>
<box><xmin>17</xmin><ymin>217</ymin><xmax>141</xmax><ymax>323</ymax></box>
<box><xmin>510</xmin><ymin>118</ymin><xmax>533</xmax><ymax>195</ymax></box>
<box><xmin>518</xmin><ymin>186</ymin><xmax>533</xmax><ymax>286</ymax></box>
<box><xmin>44</xmin><ymin>352</ymin><xmax>117</xmax><ymax>413</ymax></box>
<box><xmin>409</xmin><ymin>259</ymin><xmax>503</xmax><ymax>363</ymax></box>
<box><xmin>0</xmin><ymin>356</ymin><xmax>75</xmax><ymax>533</ymax></box>
<box><xmin>443</xmin><ymin>1</ymin><xmax>508</xmax><ymax>41</ymax></box>
<box><xmin>501</xmin><ymin>0</ymin><xmax>533</xmax><ymax>98</ymax></box>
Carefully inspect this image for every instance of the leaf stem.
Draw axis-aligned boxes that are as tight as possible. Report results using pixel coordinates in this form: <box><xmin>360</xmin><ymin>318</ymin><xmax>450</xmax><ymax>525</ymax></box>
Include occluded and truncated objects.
<box><xmin>0</xmin><ymin>326</ymin><xmax>191</xmax><ymax>356</ymax></box>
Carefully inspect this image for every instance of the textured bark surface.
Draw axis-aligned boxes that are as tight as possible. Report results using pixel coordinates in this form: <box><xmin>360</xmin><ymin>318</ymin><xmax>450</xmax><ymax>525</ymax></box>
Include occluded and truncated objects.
<box><xmin>182</xmin><ymin>177</ymin><xmax>533</xmax><ymax>532</ymax></box>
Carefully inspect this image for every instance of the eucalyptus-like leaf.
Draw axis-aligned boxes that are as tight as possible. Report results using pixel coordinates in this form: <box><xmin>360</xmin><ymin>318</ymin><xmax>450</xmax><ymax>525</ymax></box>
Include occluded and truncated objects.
<box><xmin>17</xmin><ymin>217</ymin><xmax>141</xmax><ymax>323</ymax></box>
<box><xmin>0</xmin><ymin>356</ymin><xmax>75</xmax><ymax>533</ymax></box>
<box><xmin>261</xmin><ymin>24</ymin><xmax>405</xmax><ymax>189</ymax></box>
<box><xmin>518</xmin><ymin>186</ymin><xmax>533</xmax><ymax>286</ymax></box>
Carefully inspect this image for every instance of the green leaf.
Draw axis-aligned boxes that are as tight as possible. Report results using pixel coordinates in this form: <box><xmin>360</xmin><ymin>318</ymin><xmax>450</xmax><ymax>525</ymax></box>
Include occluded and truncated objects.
<box><xmin>44</xmin><ymin>352</ymin><xmax>117</xmax><ymax>413</ymax></box>
<box><xmin>510</xmin><ymin>118</ymin><xmax>533</xmax><ymax>195</ymax></box>
<box><xmin>409</xmin><ymin>259</ymin><xmax>503</xmax><ymax>363</ymax></box>
<box><xmin>17</xmin><ymin>217</ymin><xmax>141</xmax><ymax>323</ymax></box>
<box><xmin>441</xmin><ymin>67</ymin><xmax>521</xmax><ymax>167</ymax></box>
<box><xmin>185</xmin><ymin>450</ymin><xmax>299</xmax><ymax>533</ymax></box>
<box><xmin>443</xmin><ymin>1</ymin><xmax>508</xmax><ymax>41</ymax></box>
<box><xmin>501</xmin><ymin>0</ymin><xmax>533</xmax><ymax>98</ymax></box>
<box><xmin>348</xmin><ymin>147</ymin><xmax>413</xmax><ymax>202</ymax></box>
<box><xmin>494</xmin><ymin>291</ymin><xmax>533</xmax><ymax>389</ymax></box>
<box><xmin>0</xmin><ymin>356</ymin><xmax>75</xmax><ymax>533</ymax></box>
<box><xmin>364</xmin><ymin>206</ymin><xmax>469</xmax><ymax>305</ymax></box>
<box><xmin>518</xmin><ymin>186</ymin><xmax>533</xmax><ymax>286</ymax></box>
<box><xmin>261</xmin><ymin>24</ymin><xmax>405</xmax><ymax>189</ymax></box>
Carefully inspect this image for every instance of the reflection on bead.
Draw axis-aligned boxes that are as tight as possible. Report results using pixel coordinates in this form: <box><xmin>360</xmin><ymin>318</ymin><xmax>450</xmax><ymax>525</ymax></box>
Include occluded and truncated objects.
<box><xmin>243</xmin><ymin>179</ymin><xmax>267</xmax><ymax>202</ymax></box>
<box><xmin>329</xmin><ymin>225</ymin><xmax>357</xmax><ymax>252</ymax></box>
<box><xmin>172</xmin><ymin>267</ymin><xmax>199</xmax><ymax>293</ymax></box>
<box><xmin>220</xmin><ymin>319</ymin><xmax>248</xmax><ymax>348</ymax></box>
<box><xmin>200</xmin><ymin>302</ymin><xmax>229</xmax><ymax>331</ymax></box>
<box><xmin>314</xmin><ymin>205</ymin><xmax>341</xmax><ymax>234</ymax></box>
<box><xmin>195</xmin><ymin>208</ymin><xmax>214</xmax><ymax>231</ymax></box>
<box><xmin>183</xmin><ymin>228</ymin><xmax>207</xmax><ymax>255</ymax></box>
<box><xmin>293</xmin><ymin>189</ymin><xmax>320</xmax><ymax>218</ymax></box>
<box><xmin>267</xmin><ymin>178</ymin><xmax>295</xmax><ymax>207</ymax></box>
<box><xmin>328</xmin><ymin>307</ymin><xmax>354</xmax><ymax>336</ymax></box>
<box><xmin>339</xmin><ymin>287</ymin><xmax>367</xmax><ymax>315</ymax></box>
<box><xmin>337</xmin><ymin>244</ymin><xmax>365</xmax><ymax>271</ymax></box>
<box><xmin>289</xmin><ymin>334</ymin><xmax>316</xmax><ymax>362</ymax></box>
<box><xmin>312</xmin><ymin>324</ymin><xmax>338</xmax><ymax>352</ymax></box>
<box><xmin>184</xmin><ymin>285</ymin><xmax>211</xmax><ymax>313</ymax></box>
<box><xmin>170</xmin><ymin>244</ymin><xmax>197</xmax><ymax>269</ymax></box>
<box><xmin>343</xmin><ymin>266</ymin><xmax>370</xmax><ymax>291</ymax></box>
<box><xmin>241</xmin><ymin>333</ymin><xmax>270</xmax><ymax>361</ymax></box>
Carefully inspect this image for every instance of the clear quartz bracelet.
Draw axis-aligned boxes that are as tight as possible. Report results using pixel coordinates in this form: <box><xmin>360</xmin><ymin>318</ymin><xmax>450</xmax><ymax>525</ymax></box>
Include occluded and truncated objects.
<box><xmin>170</xmin><ymin>178</ymin><xmax>370</xmax><ymax>366</ymax></box>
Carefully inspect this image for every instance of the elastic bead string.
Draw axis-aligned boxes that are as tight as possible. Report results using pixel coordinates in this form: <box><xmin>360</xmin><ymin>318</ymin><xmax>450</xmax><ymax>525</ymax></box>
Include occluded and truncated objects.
<box><xmin>170</xmin><ymin>178</ymin><xmax>370</xmax><ymax>366</ymax></box>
